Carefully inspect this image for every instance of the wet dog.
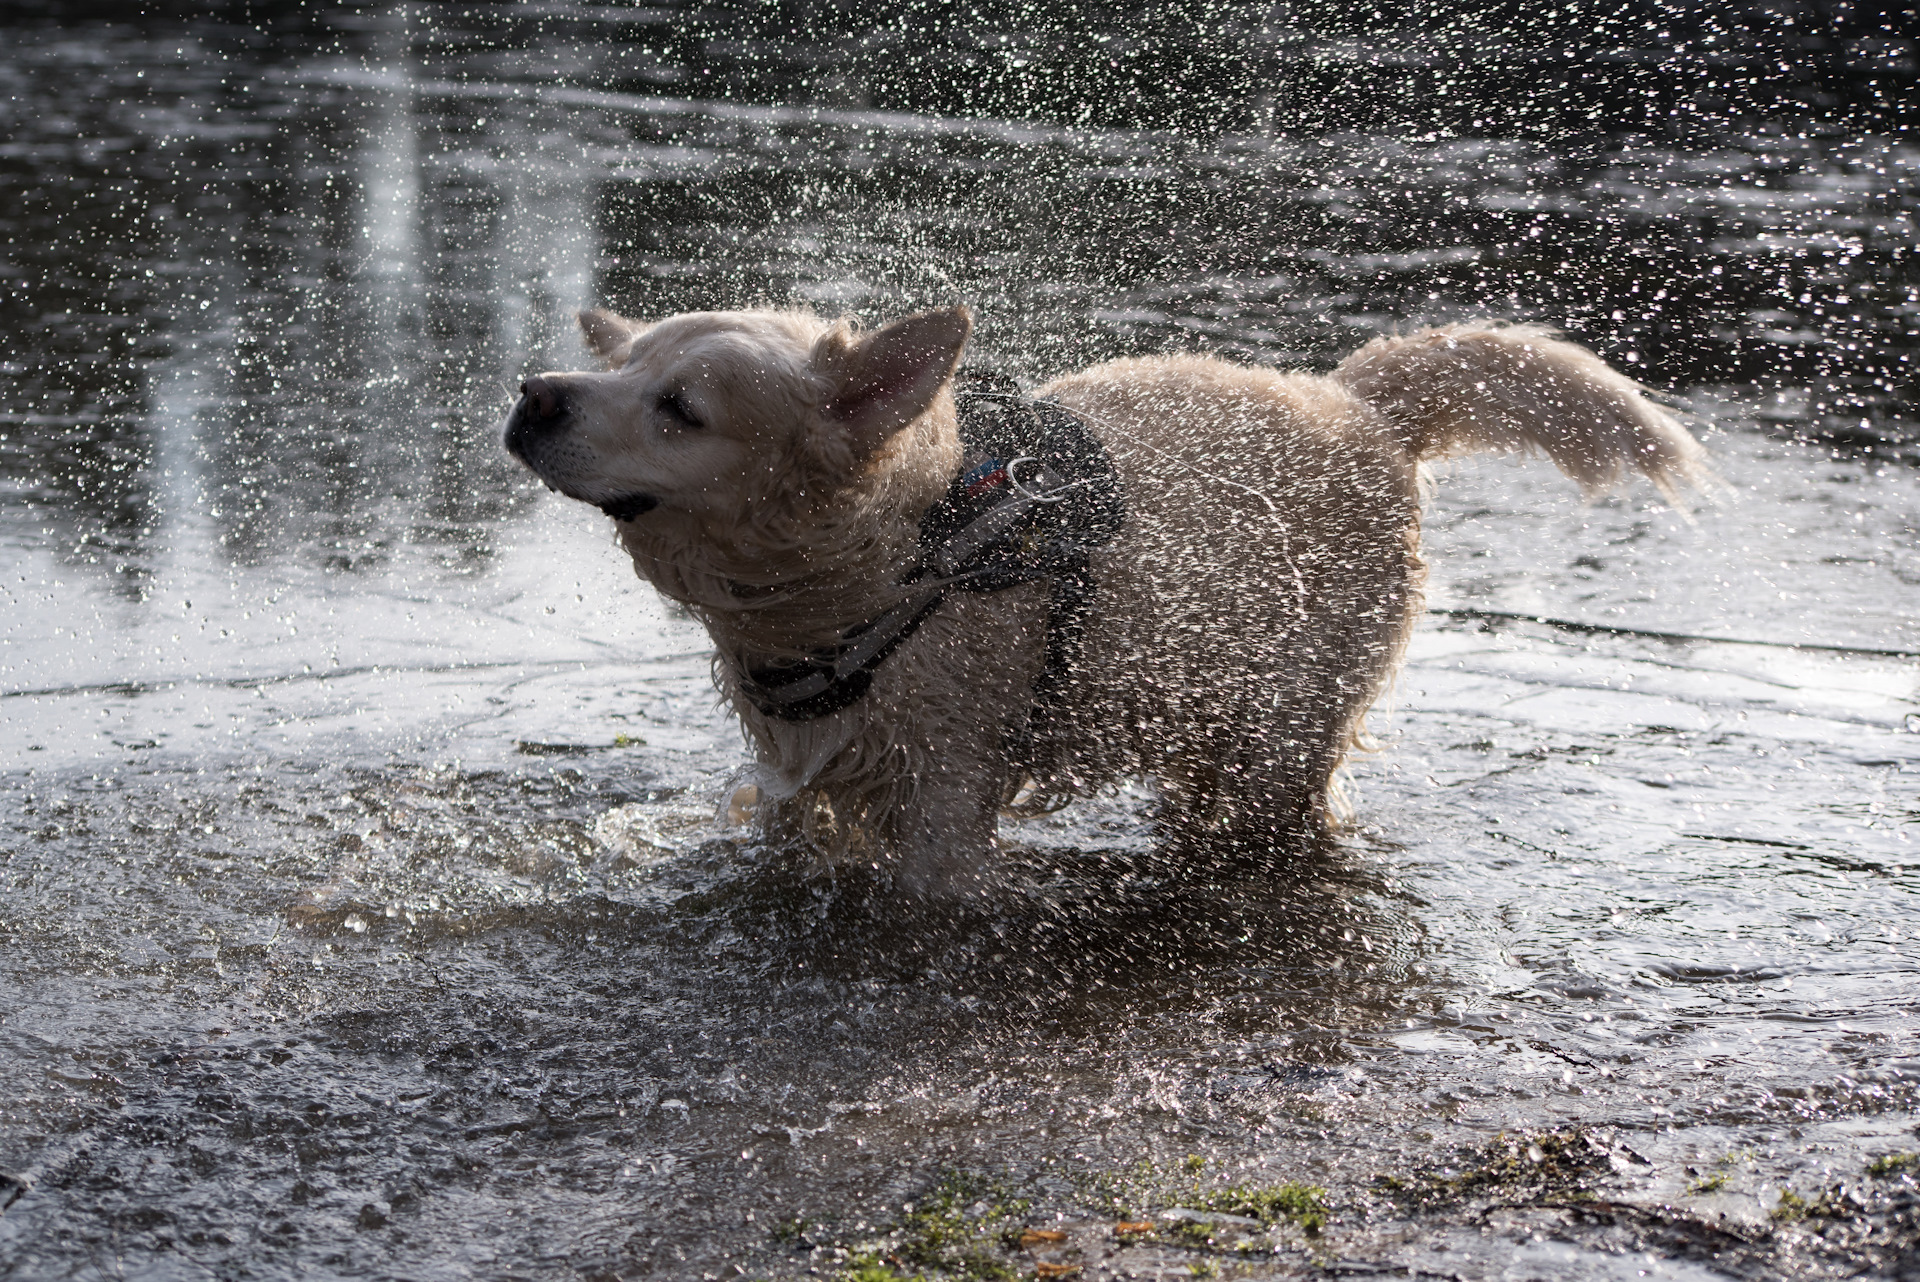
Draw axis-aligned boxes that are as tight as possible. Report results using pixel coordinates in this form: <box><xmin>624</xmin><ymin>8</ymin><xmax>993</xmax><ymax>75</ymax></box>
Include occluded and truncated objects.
<box><xmin>504</xmin><ymin>306</ymin><xmax>1708</xmax><ymax>896</ymax></box>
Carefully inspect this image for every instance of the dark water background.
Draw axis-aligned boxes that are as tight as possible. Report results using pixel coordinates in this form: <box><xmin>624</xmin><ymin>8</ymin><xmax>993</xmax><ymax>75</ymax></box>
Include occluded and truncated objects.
<box><xmin>1</xmin><ymin>2</ymin><xmax>1917</xmax><ymax>1279</ymax></box>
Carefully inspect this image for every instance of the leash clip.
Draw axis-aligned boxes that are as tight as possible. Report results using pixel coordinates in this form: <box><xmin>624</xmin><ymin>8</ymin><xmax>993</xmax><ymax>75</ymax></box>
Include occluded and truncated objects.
<box><xmin>1005</xmin><ymin>456</ymin><xmax>1070</xmax><ymax>503</ymax></box>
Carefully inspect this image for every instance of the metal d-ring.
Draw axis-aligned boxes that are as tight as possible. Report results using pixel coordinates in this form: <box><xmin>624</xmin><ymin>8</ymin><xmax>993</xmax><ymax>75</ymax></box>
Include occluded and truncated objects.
<box><xmin>1005</xmin><ymin>456</ymin><xmax>1068</xmax><ymax>503</ymax></box>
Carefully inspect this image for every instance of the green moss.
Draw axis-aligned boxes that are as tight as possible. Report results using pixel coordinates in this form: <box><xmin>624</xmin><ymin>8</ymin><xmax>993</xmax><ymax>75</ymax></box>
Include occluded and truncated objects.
<box><xmin>1375</xmin><ymin>1130</ymin><xmax>1612</xmax><ymax>1209</ymax></box>
<box><xmin>1771</xmin><ymin>1188</ymin><xmax>1848</xmax><ymax>1223</ymax></box>
<box><xmin>814</xmin><ymin>1160</ymin><xmax>1329</xmax><ymax>1280</ymax></box>
<box><xmin>1083</xmin><ymin>1158</ymin><xmax>1158</xmax><ymax>1219</ymax></box>
<box><xmin>1687</xmin><ymin>1148</ymin><xmax>1756</xmax><ymax>1194</ymax></box>
<box><xmin>1081</xmin><ymin>1155</ymin><xmax>1330</xmax><ymax>1241</ymax></box>
<box><xmin>826</xmin><ymin>1172</ymin><xmax>1028</xmax><ymax>1282</ymax></box>
<box><xmin>838</xmin><ymin>1253</ymin><xmax>930</xmax><ymax>1282</ymax></box>
<box><xmin>1866</xmin><ymin>1152</ymin><xmax>1920</xmax><ymax>1178</ymax></box>
<box><xmin>1191</xmin><ymin>1182</ymin><xmax>1330</xmax><ymax>1236</ymax></box>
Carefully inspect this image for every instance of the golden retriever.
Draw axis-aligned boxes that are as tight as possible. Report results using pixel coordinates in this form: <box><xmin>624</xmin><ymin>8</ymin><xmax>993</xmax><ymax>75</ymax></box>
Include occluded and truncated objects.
<box><xmin>503</xmin><ymin>306</ymin><xmax>1708</xmax><ymax>896</ymax></box>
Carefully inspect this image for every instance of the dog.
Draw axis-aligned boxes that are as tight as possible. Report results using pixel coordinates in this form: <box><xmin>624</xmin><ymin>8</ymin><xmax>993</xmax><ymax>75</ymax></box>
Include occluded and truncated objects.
<box><xmin>503</xmin><ymin>305</ymin><xmax>1709</xmax><ymax>897</ymax></box>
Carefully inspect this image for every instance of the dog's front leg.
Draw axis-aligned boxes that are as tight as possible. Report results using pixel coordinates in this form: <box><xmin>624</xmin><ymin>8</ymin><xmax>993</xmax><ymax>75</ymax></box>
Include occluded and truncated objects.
<box><xmin>736</xmin><ymin>677</ymin><xmax>1017</xmax><ymax>898</ymax></box>
<box><xmin>888</xmin><ymin>748</ymin><xmax>1006</xmax><ymax>900</ymax></box>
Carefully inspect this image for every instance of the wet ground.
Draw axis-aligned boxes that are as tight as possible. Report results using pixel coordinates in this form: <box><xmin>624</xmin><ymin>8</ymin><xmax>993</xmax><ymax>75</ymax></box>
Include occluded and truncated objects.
<box><xmin>2</xmin><ymin>4</ymin><xmax>1918</xmax><ymax>1279</ymax></box>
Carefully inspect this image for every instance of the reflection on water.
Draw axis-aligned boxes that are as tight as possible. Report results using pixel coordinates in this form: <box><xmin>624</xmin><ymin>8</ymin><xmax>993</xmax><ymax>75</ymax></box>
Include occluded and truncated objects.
<box><xmin>0</xmin><ymin>3</ymin><xmax>1917</xmax><ymax>1279</ymax></box>
<box><xmin>2</xmin><ymin>4</ymin><xmax>1913</xmax><ymax>600</ymax></box>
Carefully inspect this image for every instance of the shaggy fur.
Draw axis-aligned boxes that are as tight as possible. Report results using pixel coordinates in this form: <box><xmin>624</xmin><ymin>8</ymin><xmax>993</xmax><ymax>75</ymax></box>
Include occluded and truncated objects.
<box><xmin>503</xmin><ymin>307</ymin><xmax>1710</xmax><ymax>896</ymax></box>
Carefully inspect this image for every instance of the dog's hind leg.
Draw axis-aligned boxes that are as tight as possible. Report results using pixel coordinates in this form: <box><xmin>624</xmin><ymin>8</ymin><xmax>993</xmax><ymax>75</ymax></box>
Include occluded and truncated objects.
<box><xmin>1152</xmin><ymin>682</ymin><xmax>1366</xmax><ymax>871</ymax></box>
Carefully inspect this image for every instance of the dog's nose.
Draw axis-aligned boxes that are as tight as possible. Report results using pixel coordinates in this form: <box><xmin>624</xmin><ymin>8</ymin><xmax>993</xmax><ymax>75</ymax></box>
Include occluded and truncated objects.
<box><xmin>520</xmin><ymin>376</ymin><xmax>564</xmax><ymax>420</ymax></box>
<box><xmin>504</xmin><ymin>377</ymin><xmax>572</xmax><ymax>462</ymax></box>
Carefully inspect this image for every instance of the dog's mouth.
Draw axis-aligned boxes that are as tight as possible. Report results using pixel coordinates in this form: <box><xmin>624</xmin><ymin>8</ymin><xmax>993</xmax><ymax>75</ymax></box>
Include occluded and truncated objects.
<box><xmin>597</xmin><ymin>493</ymin><xmax>660</xmax><ymax>521</ymax></box>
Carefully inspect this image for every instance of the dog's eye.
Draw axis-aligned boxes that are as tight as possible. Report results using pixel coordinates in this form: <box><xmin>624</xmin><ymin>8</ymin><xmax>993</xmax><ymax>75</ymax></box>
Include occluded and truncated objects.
<box><xmin>656</xmin><ymin>390</ymin><xmax>701</xmax><ymax>428</ymax></box>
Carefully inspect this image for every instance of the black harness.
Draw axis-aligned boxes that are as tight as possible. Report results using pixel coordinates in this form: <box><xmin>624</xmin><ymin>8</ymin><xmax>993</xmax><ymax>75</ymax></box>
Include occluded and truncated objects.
<box><xmin>739</xmin><ymin>379</ymin><xmax>1124</xmax><ymax>723</ymax></box>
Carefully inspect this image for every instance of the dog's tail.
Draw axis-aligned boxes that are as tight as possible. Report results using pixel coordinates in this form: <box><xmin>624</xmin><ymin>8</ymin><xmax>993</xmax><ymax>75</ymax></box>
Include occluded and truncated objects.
<box><xmin>1332</xmin><ymin>323</ymin><xmax>1711</xmax><ymax>506</ymax></box>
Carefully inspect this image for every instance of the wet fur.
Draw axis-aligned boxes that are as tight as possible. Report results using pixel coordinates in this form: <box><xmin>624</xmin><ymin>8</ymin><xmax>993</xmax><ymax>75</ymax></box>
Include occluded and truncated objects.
<box><xmin>505</xmin><ymin>309</ymin><xmax>1710</xmax><ymax>896</ymax></box>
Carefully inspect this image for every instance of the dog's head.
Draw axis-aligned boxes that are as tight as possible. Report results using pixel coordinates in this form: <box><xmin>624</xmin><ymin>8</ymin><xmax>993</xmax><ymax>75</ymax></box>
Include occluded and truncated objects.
<box><xmin>502</xmin><ymin>306</ymin><xmax>972</xmax><ymax>527</ymax></box>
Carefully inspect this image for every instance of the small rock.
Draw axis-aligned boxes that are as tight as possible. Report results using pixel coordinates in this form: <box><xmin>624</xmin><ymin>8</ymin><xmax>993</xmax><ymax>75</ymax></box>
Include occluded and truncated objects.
<box><xmin>1162</xmin><ymin>1207</ymin><xmax>1261</xmax><ymax>1227</ymax></box>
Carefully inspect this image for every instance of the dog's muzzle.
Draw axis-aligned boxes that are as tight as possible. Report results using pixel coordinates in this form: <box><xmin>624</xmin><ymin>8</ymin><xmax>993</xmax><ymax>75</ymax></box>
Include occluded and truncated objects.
<box><xmin>502</xmin><ymin>377</ymin><xmax>660</xmax><ymax>521</ymax></box>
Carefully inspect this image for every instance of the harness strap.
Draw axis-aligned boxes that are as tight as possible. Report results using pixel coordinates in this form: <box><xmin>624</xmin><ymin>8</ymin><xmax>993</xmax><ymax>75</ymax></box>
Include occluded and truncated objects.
<box><xmin>737</xmin><ymin>589</ymin><xmax>945</xmax><ymax>721</ymax></box>
<box><xmin>738</xmin><ymin>384</ymin><xmax>1123</xmax><ymax>722</ymax></box>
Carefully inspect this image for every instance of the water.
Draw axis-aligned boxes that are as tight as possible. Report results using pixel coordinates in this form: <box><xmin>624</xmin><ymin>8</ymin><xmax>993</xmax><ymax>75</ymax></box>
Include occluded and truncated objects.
<box><xmin>2</xmin><ymin>4</ymin><xmax>1917</xmax><ymax>1279</ymax></box>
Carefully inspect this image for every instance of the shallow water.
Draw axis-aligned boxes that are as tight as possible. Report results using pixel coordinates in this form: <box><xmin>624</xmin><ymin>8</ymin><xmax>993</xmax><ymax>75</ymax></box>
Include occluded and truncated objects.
<box><xmin>2</xmin><ymin>5</ymin><xmax>1918</xmax><ymax>1280</ymax></box>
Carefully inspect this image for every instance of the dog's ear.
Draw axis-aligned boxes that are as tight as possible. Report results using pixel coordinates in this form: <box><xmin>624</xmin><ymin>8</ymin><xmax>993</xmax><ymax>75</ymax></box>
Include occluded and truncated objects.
<box><xmin>812</xmin><ymin>306</ymin><xmax>971</xmax><ymax>464</ymax></box>
<box><xmin>578</xmin><ymin>308</ymin><xmax>649</xmax><ymax>367</ymax></box>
